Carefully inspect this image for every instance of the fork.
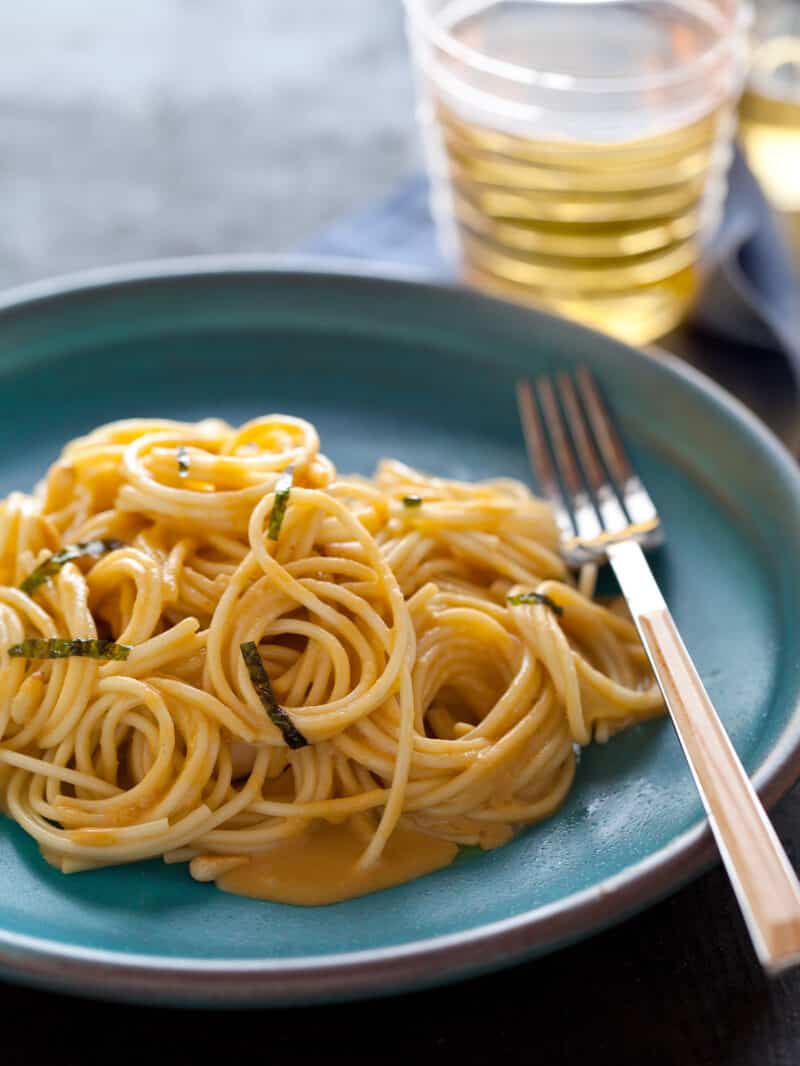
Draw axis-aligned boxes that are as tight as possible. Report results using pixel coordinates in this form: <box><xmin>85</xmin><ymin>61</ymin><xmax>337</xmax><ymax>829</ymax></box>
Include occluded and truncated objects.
<box><xmin>517</xmin><ymin>368</ymin><xmax>800</xmax><ymax>975</ymax></box>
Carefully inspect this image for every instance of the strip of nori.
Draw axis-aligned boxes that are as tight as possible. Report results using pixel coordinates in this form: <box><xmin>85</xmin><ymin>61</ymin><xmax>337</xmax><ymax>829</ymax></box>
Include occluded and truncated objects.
<box><xmin>267</xmin><ymin>468</ymin><xmax>294</xmax><ymax>540</ymax></box>
<box><xmin>21</xmin><ymin>539</ymin><xmax>125</xmax><ymax>596</ymax></box>
<box><xmin>8</xmin><ymin>638</ymin><xmax>131</xmax><ymax>661</ymax></box>
<box><xmin>507</xmin><ymin>591</ymin><xmax>564</xmax><ymax>616</ymax></box>
<box><xmin>240</xmin><ymin>641</ymin><xmax>308</xmax><ymax>749</ymax></box>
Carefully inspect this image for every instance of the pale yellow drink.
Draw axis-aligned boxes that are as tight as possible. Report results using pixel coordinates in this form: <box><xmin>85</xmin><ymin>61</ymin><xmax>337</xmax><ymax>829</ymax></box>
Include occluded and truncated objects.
<box><xmin>739</xmin><ymin>32</ymin><xmax>800</xmax><ymax>272</ymax></box>
<box><xmin>407</xmin><ymin>0</ymin><xmax>749</xmax><ymax>345</ymax></box>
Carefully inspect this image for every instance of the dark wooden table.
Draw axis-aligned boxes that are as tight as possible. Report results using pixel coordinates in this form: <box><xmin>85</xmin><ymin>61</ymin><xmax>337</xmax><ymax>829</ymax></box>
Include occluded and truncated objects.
<box><xmin>3</xmin><ymin>6</ymin><xmax>800</xmax><ymax>1064</ymax></box>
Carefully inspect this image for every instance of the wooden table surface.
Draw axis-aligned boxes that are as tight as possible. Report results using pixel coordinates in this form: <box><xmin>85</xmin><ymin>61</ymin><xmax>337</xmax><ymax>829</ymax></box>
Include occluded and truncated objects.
<box><xmin>2</xmin><ymin>5</ymin><xmax>800</xmax><ymax>1064</ymax></box>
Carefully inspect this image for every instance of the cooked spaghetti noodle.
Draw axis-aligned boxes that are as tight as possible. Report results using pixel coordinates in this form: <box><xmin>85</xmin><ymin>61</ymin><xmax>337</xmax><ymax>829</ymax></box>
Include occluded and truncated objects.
<box><xmin>0</xmin><ymin>415</ymin><xmax>663</xmax><ymax>903</ymax></box>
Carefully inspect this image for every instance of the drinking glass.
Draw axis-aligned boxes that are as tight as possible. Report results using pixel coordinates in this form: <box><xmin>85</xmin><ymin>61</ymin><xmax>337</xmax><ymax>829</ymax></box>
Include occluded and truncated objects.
<box><xmin>404</xmin><ymin>0</ymin><xmax>752</xmax><ymax>345</ymax></box>
<box><xmin>739</xmin><ymin>0</ymin><xmax>800</xmax><ymax>273</ymax></box>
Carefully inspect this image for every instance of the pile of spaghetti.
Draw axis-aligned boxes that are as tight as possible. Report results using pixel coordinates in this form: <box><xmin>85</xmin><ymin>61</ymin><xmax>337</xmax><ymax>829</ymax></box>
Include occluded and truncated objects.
<box><xmin>0</xmin><ymin>415</ymin><xmax>663</xmax><ymax>886</ymax></box>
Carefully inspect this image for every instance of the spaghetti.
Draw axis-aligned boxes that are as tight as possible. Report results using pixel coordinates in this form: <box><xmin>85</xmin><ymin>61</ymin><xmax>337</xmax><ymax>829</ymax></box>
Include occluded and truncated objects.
<box><xmin>0</xmin><ymin>415</ymin><xmax>663</xmax><ymax>903</ymax></box>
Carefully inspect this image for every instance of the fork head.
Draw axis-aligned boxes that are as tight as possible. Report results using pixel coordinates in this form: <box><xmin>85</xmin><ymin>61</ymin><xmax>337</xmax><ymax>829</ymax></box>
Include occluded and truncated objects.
<box><xmin>516</xmin><ymin>368</ymin><xmax>664</xmax><ymax>567</ymax></box>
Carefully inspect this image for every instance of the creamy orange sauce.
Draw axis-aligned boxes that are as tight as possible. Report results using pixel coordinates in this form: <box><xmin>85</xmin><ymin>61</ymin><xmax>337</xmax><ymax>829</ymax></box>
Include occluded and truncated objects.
<box><xmin>216</xmin><ymin>822</ymin><xmax>458</xmax><ymax>905</ymax></box>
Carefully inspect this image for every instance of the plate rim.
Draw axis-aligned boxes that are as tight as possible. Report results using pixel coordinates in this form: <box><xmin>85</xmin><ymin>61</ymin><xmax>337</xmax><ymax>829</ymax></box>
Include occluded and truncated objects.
<box><xmin>1</xmin><ymin>253</ymin><xmax>800</xmax><ymax>1006</ymax></box>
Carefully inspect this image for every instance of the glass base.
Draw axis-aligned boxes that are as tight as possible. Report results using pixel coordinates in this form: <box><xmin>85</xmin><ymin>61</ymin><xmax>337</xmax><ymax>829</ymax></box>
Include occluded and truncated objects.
<box><xmin>462</xmin><ymin>263</ymin><xmax>698</xmax><ymax>348</ymax></box>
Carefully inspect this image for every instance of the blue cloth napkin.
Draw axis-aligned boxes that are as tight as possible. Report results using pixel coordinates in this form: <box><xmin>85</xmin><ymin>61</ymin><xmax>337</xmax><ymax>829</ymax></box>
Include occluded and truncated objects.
<box><xmin>309</xmin><ymin>150</ymin><xmax>800</xmax><ymax>384</ymax></box>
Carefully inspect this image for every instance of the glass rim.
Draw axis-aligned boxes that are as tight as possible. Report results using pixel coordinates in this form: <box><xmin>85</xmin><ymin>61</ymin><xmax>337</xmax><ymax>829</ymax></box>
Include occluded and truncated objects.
<box><xmin>404</xmin><ymin>0</ymin><xmax>753</xmax><ymax>94</ymax></box>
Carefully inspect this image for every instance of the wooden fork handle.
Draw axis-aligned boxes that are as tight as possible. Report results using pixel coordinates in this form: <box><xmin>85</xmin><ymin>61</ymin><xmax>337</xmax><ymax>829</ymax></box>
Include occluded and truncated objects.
<box><xmin>608</xmin><ymin>539</ymin><xmax>800</xmax><ymax>975</ymax></box>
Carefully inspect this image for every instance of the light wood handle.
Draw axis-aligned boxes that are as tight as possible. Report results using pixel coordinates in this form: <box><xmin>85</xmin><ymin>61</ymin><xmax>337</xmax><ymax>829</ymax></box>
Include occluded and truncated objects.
<box><xmin>608</xmin><ymin>540</ymin><xmax>800</xmax><ymax>974</ymax></box>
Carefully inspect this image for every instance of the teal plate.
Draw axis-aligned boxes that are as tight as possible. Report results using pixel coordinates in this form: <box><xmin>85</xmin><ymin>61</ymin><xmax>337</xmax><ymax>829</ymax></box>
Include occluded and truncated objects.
<box><xmin>1</xmin><ymin>257</ymin><xmax>800</xmax><ymax>1007</ymax></box>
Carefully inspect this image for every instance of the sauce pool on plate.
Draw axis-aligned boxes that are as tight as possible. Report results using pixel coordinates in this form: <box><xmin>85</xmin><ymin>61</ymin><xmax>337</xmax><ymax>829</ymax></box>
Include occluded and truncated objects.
<box><xmin>212</xmin><ymin>823</ymin><xmax>459</xmax><ymax>906</ymax></box>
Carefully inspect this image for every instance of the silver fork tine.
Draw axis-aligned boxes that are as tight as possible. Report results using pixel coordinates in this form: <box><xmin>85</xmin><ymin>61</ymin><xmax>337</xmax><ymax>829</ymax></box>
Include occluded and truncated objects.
<box><xmin>535</xmin><ymin>377</ymin><xmax>603</xmax><ymax>543</ymax></box>
<box><xmin>515</xmin><ymin>379</ymin><xmax>574</xmax><ymax>540</ymax></box>
<box><xmin>555</xmin><ymin>372</ymin><xmax>628</xmax><ymax>535</ymax></box>
<box><xmin>575</xmin><ymin>366</ymin><xmax>659</xmax><ymax>530</ymax></box>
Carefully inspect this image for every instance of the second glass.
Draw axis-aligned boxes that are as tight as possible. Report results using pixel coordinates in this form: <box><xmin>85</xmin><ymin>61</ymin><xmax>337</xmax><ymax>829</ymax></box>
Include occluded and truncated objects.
<box><xmin>405</xmin><ymin>0</ymin><xmax>751</xmax><ymax>346</ymax></box>
<box><xmin>739</xmin><ymin>0</ymin><xmax>800</xmax><ymax>276</ymax></box>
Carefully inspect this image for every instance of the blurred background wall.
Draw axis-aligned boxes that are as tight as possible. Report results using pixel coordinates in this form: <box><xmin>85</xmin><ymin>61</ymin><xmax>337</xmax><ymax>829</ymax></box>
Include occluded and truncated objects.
<box><xmin>0</xmin><ymin>1</ymin><xmax>420</xmax><ymax>287</ymax></box>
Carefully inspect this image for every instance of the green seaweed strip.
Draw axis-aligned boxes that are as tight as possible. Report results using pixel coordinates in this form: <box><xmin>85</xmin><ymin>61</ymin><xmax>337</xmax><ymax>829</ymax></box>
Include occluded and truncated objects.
<box><xmin>8</xmin><ymin>638</ymin><xmax>131</xmax><ymax>661</ymax></box>
<box><xmin>402</xmin><ymin>495</ymin><xmax>423</xmax><ymax>508</ymax></box>
<box><xmin>21</xmin><ymin>539</ymin><xmax>125</xmax><ymax>597</ymax></box>
<box><xmin>456</xmin><ymin>844</ymin><xmax>486</xmax><ymax>862</ymax></box>
<box><xmin>240</xmin><ymin>641</ymin><xmax>308</xmax><ymax>749</ymax></box>
<box><xmin>507</xmin><ymin>591</ymin><xmax>564</xmax><ymax>616</ymax></box>
<box><xmin>267</xmin><ymin>467</ymin><xmax>294</xmax><ymax>540</ymax></box>
<box><xmin>177</xmin><ymin>446</ymin><xmax>190</xmax><ymax>478</ymax></box>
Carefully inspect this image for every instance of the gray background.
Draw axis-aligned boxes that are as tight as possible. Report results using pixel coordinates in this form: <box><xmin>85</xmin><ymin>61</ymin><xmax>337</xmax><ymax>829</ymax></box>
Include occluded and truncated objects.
<box><xmin>1</xmin><ymin>1</ymin><xmax>420</xmax><ymax>287</ymax></box>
